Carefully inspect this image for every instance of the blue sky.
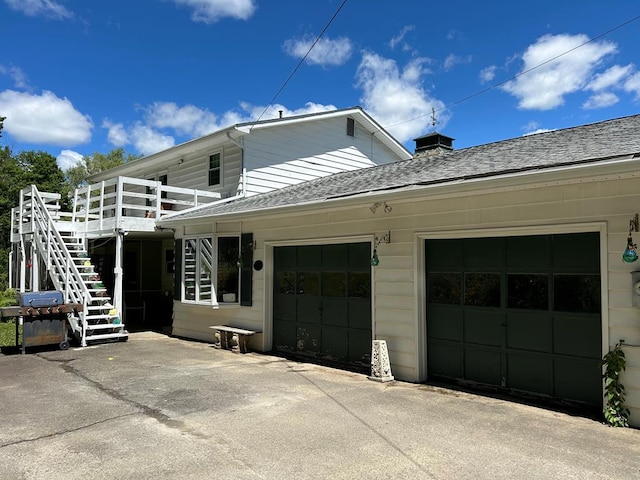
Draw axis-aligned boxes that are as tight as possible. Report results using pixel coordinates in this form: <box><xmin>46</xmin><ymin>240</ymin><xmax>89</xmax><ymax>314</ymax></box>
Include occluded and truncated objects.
<box><xmin>1</xmin><ymin>0</ymin><xmax>639</xmax><ymax>170</ymax></box>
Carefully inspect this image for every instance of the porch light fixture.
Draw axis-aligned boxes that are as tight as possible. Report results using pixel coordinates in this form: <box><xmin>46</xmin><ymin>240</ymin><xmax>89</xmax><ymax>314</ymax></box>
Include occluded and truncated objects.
<box><xmin>370</xmin><ymin>201</ymin><xmax>392</xmax><ymax>214</ymax></box>
<box><xmin>371</xmin><ymin>231</ymin><xmax>391</xmax><ymax>266</ymax></box>
<box><xmin>623</xmin><ymin>213</ymin><xmax>639</xmax><ymax>263</ymax></box>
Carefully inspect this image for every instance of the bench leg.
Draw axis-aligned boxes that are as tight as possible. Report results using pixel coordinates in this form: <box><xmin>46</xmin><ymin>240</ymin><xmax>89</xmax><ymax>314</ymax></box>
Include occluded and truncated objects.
<box><xmin>238</xmin><ymin>334</ymin><xmax>249</xmax><ymax>353</ymax></box>
<box><xmin>219</xmin><ymin>331</ymin><xmax>234</xmax><ymax>350</ymax></box>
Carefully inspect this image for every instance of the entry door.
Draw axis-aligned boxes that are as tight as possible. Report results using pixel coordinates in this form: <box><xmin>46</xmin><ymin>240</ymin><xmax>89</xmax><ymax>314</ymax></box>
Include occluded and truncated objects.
<box><xmin>273</xmin><ymin>243</ymin><xmax>372</xmax><ymax>368</ymax></box>
<box><xmin>426</xmin><ymin>233</ymin><xmax>602</xmax><ymax>406</ymax></box>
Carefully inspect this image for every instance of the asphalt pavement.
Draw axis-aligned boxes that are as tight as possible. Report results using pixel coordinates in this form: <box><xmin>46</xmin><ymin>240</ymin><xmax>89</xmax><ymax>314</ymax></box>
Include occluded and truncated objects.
<box><xmin>1</xmin><ymin>332</ymin><xmax>639</xmax><ymax>479</ymax></box>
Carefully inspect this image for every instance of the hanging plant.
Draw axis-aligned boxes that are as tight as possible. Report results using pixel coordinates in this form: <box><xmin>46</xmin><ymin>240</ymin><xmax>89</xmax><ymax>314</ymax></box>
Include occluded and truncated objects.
<box><xmin>601</xmin><ymin>340</ymin><xmax>629</xmax><ymax>427</ymax></box>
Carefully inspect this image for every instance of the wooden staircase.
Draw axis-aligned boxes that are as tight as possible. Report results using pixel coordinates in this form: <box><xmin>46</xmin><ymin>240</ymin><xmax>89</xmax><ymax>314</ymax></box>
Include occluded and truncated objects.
<box><xmin>18</xmin><ymin>186</ymin><xmax>128</xmax><ymax>346</ymax></box>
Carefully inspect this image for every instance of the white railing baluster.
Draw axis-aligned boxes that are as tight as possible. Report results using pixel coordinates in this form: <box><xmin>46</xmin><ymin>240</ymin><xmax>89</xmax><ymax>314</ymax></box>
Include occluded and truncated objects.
<box><xmin>84</xmin><ymin>184</ymin><xmax>90</xmax><ymax>224</ymax></box>
<box><xmin>99</xmin><ymin>180</ymin><xmax>105</xmax><ymax>230</ymax></box>
<box><xmin>116</xmin><ymin>176</ymin><xmax>124</xmax><ymax>227</ymax></box>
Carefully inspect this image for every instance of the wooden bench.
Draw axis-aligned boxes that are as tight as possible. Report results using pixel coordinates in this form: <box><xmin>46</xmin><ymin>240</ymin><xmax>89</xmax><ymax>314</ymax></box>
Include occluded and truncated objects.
<box><xmin>209</xmin><ymin>325</ymin><xmax>259</xmax><ymax>353</ymax></box>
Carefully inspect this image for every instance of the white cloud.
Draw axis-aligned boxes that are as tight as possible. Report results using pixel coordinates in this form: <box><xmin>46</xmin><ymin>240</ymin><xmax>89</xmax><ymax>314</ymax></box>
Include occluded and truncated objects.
<box><xmin>283</xmin><ymin>35</ymin><xmax>353</xmax><ymax>67</ymax></box>
<box><xmin>239</xmin><ymin>101</ymin><xmax>337</xmax><ymax>121</ymax></box>
<box><xmin>582</xmin><ymin>92</ymin><xmax>619</xmax><ymax>109</ymax></box>
<box><xmin>4</xmin><ymin>0</ymin><xmax>73</xmax><ymax>19</ymax></box>
<box><xmin>587</xmin><ymin>64</ymin><xmax>634</xmax><ymax>91</ymax></box>
<box><xmin>103</xmin><ymin>119</ymin><xmax>174</xmax><ymax>155</ymax></box>
<box><xmin>0</xmin><ymin>65</ymin><xmax>30</xmax><ymax>89</ymax></box>
<box><xmin>0</xmin><ymin>90</ymin><xmax>92</xmax><ymax>145</ymax></box>
<box><xmin>523</xmin><ymin>128</ymin><xmax>553</xmax><ymax>136</ymax></box>
<box><xmin>479</xmin><ymin>65</ymin><xmax>496</xmax><ymax>84</ymax></box>
<box><xmin>145</xmin><ymin>102</ymin><xmax>220</xmax><ymax>137</ymax></box>
<box><xmin>355</xmin><ymin>52</ymin><xmax>446</xmax><ymax>143</ymax></box>
<box><xmin>624</xmin><ymin>71</ymin><xmax>640</xmax><ymax>100</ymax></box>
<box><xmin>446</xmin><ymin>30</ymin><xmax>462</xmax><ymax>41</ymax></box>
<box><xmin>389</xmin><ymin>25</ymin><xmax>414</xmax><ymax>50</ymax></box>
<box><xmin>129</xmin><ymin>124</ymin><xmax>175</xmax><ymax>156</ymax></box>
<box><xmin>56</xmin><ymin>149</ymin><xmax>84</xmax><ymax>170</ymax></box>
<box><xmin>172</xmin><ymin>0</ymin><xmax>256</xmax><ymax>23</ymax></box>
<box><xmin>502</xmin><ymin>33</ymin><xmax>617</xmax><ymax>110</ymax></box>
<box><xmin>104</xmin><ymin>100</ymin><xmax>339</xmax><ymax>156</ymax></box>
<box><xmin>102</xmin><ymin>119</ymin><xmax>129</xmax><ymax>146</ymax></box>
<box><xmin>522</xmin><ymin>121</ymin><xmax>553</xmax><ymax>136</ymax></box>
<box><xmin>443</xmin><ymin>54</ymin><xmax>472</xmax><ymax>71</ymax></box>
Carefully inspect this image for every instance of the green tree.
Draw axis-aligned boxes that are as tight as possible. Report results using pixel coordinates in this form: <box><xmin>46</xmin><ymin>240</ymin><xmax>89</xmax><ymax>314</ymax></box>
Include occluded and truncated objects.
<box><xmin>64</xmin><ymin>148</ymin><xmax>140</xmax><ymax>193</ymax></box>
<box><xmin>0</xmin><ymin>149</ymin><xmax>65</xmax><ymax>290</ymax></box>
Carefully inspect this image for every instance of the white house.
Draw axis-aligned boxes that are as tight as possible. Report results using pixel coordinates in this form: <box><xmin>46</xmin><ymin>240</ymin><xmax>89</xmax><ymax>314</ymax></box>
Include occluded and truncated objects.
<box><xmin>9</xmin><ymin>107</ymin><xmax>411</xmax><ymax>346</ymax></box>
<box><xmin>157</xmin><ymin>113</ymin><xmax>640</xmax><ymax>426</ymax></box>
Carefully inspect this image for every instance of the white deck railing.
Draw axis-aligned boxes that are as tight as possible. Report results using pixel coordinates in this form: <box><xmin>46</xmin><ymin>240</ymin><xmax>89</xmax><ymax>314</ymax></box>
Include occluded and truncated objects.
<box><xmin>69</xmin><ymin>176</ymin><xmax>221</xmax><ymax>236</ymax></box>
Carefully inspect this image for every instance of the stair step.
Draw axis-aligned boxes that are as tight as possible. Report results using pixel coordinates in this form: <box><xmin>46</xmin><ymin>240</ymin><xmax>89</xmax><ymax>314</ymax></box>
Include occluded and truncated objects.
<box><xmin>86</xmin><ymin>314</ymin><xmax>118</xmax><ymax>321</ymax></box>
<box><xmin>86</xmin><ymin>323</ymin><xmax>125</xmax><ymax>330</ymax></box>
<box><xmin>86</xmin><ymin>304</ymin><xmax>112</xmax><ymax>310</ymax></box>
<box><xmin>85</xmin><ymin>332</ymin><xmax>128</xmax><ymax>342</ymax></box>
<box><xmin>89</xmin><ymin>296</ymin><xmax>112</xmax><ymax>302</ymax></box>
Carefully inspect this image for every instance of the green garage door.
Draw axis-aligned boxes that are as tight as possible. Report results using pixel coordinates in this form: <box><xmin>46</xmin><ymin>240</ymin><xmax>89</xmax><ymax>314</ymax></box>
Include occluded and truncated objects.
<box><xmin>426</xmin><ymin>233</ymin><xmax>602</xmax><ymax>407</ymax></box>
<box><xmin>273</xmin><ymin>243</ymin><xmax>372</xmax><ymax>369</ymax></box>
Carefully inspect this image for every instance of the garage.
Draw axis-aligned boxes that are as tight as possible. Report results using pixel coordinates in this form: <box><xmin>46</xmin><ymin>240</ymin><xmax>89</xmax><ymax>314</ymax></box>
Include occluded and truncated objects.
<box><xmin>273</xmin><ymin>243</ymin><xmax>372</xmax><ymax>369</ymax></box>
<box><xmin>425</xmin><ymin>232</ymin><xmax>602</xmax><ymax>407</ymax></box>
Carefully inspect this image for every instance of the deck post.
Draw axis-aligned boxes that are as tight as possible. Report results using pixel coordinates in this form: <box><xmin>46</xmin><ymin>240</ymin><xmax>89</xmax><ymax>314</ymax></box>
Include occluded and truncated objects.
<box><xmin>114</xmin><ymin>228</ymin><xmax>124</xmax><ymax>323</ymax></box>
<box><xmin>30</xmin><ymin>242</ymin><xmax>39</xmax><ymax>292</ymax></box>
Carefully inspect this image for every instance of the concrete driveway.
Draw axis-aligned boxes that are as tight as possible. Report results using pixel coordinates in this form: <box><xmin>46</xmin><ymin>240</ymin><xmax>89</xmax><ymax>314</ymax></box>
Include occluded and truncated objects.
<box><xmin>1</xmin><ymin>332</ymin><xmax>639</xmax><ymax>479</ymax></box>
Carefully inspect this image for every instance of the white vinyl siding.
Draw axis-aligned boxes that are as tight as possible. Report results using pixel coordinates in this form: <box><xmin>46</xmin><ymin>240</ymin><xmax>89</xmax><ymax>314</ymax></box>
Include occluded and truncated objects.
<box><xmin>242</xmin><ymin>117</ymin><xmax>401</xmax><ymax>196</ymax></box>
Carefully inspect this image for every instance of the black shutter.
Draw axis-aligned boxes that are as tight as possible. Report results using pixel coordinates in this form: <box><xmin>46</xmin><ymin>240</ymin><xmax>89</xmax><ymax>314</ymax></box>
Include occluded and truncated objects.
<box><xmin>174</xmin><ymin>239</ymin><xmax>182</xmax><ymax>301</ymax></box>
<box><xmin>240</xmin><ymin>233</ymin><xmax>253</xmax><ymax>306</ymax></box>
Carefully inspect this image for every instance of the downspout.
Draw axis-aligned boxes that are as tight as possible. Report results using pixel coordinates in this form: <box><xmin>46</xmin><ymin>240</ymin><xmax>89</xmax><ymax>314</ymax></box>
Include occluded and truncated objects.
<box><xmin>226</xmin><ymin>130</ymin><xmax>247</xmax><ymax>198</ymax></box>
<box><xmin>227</xmin><ymin>131</ymin><xmax>247</xmax><ymax>198</ymax></box>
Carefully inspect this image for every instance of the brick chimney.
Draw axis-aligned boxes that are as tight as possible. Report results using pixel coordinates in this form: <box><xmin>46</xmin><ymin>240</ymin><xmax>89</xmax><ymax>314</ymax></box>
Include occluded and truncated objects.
<box><xmin>413</xmin><ymin>132</ymin><xmax>454</xmax><ymax>159</ymax></box>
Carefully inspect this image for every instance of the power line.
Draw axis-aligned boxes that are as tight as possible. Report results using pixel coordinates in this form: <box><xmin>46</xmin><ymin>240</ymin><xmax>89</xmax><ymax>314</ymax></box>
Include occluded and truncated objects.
<box><xmin>386</xmin><ymin>13</ymin><xmax>640</xmax><ymax>129</ymax></box>
<box><xmin>249</xmin><ymin>0</ymin><xmax>349</xmax><ymax>131</ymax></box>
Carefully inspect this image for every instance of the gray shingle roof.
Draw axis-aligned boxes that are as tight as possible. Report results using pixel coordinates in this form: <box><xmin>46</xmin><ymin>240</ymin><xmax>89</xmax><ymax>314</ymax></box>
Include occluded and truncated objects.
<box><xmin>159</xmin><ymin>114</ymin><xmax>640</xmax><ymax>222</ymax></box>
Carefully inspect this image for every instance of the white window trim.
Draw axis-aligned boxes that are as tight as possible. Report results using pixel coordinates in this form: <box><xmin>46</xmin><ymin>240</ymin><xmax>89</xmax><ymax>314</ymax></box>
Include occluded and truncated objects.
<box><xmin>181</xmin><ymin>233</ymin><xmax>241</xmax><ymax>307</ymax></box>
<box><xmin>207</xmin><ymin>149</ymin><xmax>224</xmax><ymax>188</ymax></box>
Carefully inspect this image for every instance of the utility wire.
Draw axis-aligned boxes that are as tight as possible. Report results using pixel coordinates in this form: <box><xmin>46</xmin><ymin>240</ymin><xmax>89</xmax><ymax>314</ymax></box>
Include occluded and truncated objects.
<box><xmin>249</xmin><ymin>0</ymin><xmax>349</xmax><ymax>131</ymax></box>
<box><xmin>386</xmin><ymin>13</ymin><xmax>640</xmax><ymax>129</ymax></box>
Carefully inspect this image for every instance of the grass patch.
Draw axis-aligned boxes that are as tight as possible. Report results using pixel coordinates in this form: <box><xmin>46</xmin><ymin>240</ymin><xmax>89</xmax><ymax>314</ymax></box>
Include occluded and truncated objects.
<box><xmin>0</xmin><ymin>288</ymin><xmax>19</xmax><ymax>347</ymax></box>
<box><xmin>0</xmin><ymin>288</ymin><xmax>17</xmax><ymax>307</ymax></box>
<box><xmin>0</xmin><ymin>320</ymin><xmax>18</xmax><ymax>347</ymax></box>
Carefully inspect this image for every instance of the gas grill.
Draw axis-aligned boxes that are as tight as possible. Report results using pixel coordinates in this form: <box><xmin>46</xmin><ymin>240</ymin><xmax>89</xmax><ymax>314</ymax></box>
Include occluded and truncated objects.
<box><xmin>0</xmin><ymin>291</ymin><xmax>83</xmax><ymax>354</ymax></box>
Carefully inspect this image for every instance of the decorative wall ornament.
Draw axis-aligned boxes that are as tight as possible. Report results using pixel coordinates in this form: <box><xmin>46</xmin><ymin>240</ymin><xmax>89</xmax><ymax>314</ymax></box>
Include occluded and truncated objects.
<box><xmin>623</xmin><ymin>213</ymin><xmax>639</xmax><ymax>263</ymax></box>
<box><xmin>371</xmin><ymin>231</ymin><xmax>390</xmax><ymax>266</ymax></box>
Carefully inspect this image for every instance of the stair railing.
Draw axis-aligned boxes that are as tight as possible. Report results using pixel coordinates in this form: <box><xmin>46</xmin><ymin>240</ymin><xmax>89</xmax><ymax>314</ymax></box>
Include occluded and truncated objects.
<box><xmin>27</xmin><ymin>185</ymin><xmax>90</xmax><ymax>345</ymax></box>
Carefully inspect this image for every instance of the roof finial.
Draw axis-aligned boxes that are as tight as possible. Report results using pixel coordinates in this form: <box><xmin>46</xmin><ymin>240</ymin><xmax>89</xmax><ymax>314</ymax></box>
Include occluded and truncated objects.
<box><xmin>431</xmin><ymin>107</ymin><xmax>437</xmax><ymax>128</ymax></box>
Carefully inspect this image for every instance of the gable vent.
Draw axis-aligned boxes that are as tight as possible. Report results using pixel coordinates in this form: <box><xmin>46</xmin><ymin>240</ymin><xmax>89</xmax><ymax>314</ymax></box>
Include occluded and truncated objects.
<box><xmin>346</xmin><ymin>117</ymin><xmax>355</xmax><ymax>137</ymax></box>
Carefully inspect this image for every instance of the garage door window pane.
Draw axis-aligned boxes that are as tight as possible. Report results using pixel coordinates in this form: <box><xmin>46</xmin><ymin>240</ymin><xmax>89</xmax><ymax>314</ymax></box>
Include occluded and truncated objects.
<box><xmin>554</xmin><ymin>275</ymin><xmax>601</xmax><ymax>313</ymax></box>
<box><xmin>348</xmin><ymin>272</ymin><xmax>370</xmax><ymax>298</ymax></box>
<box><xmin>465</xmin><ymin>273</ymin><xmax>500</xmax><ymax>307</ymax></box>
<box><xmin>428</xmin><ymin>272</ymin><xmax>461</xmax><ymax>304</ymax></box>
<box><xmin>507</xmin><ymin>274</ymin><xmax>548</xmax><ymax>310</ymax></box>
<box><xmin>277</xmin><ymin>271</ymin><xmax>296</xmax><ymax>295</ymax></box>
<box><xmin>297</xmin><ymin>272</ymin><xmax>320</xmax><ymax>295</ymax></box>
<box><xmin>322</xmin><ymin>272</ymin><xmax>346</xmax><ymax>297</ymax></box>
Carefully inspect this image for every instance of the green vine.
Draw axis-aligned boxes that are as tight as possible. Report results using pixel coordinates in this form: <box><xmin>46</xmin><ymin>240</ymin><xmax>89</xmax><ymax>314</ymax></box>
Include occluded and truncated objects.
<box><xmin>602</xmin><ymin>340</ymin><xmax>629</xmax><ymax>427</ymax></box>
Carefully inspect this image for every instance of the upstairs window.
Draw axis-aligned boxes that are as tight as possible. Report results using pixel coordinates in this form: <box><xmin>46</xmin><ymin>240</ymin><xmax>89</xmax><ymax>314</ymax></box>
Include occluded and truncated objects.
<box><xmin>208</xmin><ymin>152</ymin><xmax>221</xmax><ymax>186</ymax></box>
